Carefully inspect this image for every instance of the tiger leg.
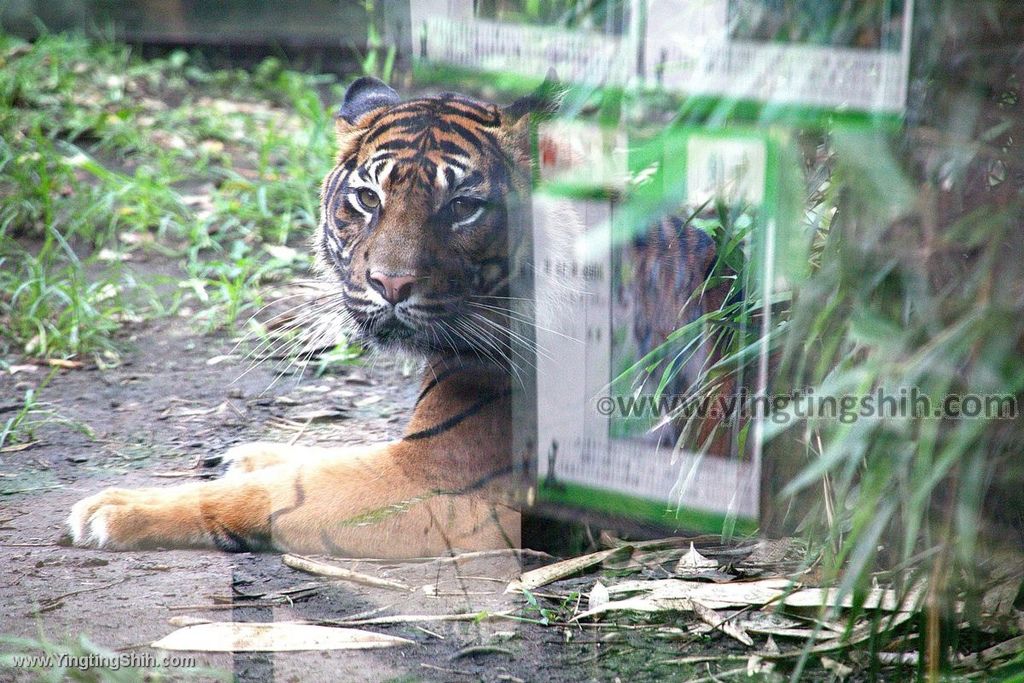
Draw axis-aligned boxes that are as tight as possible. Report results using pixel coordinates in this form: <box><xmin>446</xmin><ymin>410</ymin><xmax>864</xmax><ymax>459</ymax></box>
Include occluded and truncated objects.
<box><xmin>68</xmin><ymin>442</ymin><xmax>518</xmax><ymax>556</ymax></box>
<box><xmin>220</xmin><ymin>441</ymin><xmax>375</xmax><ymax>475</ymax></box>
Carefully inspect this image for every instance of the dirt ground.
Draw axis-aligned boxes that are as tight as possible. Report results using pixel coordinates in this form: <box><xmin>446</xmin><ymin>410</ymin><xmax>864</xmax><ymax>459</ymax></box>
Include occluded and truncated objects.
<box><xmin>0</xmin><ymin>265</ymin><xmax>706</xmax><ymax>683</ymax></box>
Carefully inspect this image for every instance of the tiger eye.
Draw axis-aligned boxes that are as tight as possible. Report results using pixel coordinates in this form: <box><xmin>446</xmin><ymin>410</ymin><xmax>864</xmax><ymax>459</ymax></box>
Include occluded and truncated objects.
<box><xmin>451</xmin><ymin>197</ymin><xmax>482</xmax><ymax>222</ymax></box>
<box><xmin>357</xmin><ymin>188</ymin><xmax>380</xmax><ymax>210</ymax></box>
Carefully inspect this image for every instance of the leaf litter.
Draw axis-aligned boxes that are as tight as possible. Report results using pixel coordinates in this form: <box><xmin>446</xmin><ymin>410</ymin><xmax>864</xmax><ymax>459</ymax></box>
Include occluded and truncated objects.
<box><xmin>147</xmin><ymin>532</ymin><xmax>1022</xmax><ymax>676</ymax></box>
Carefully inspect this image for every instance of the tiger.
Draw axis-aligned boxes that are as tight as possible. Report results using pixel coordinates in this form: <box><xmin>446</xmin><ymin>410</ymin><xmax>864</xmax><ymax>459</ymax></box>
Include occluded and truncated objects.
<box><xmin>625</xmin><ymin>214</ymin><xmax>735</xmax><ymax>453</ymax></box>
<box><xmin>66</xmin><ymin>77</ymin><xmax>547</xmax><ymax>556</ymax></box>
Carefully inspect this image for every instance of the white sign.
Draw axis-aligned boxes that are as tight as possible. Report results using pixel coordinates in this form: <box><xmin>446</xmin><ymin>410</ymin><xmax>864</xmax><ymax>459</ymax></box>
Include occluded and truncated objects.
<box><xmin>530</xmin><ymin>125</ymin><xmax>771</xmax><ymax>529</ymax></box>
<box><xmin>686</xmin><ymin>135</ymin><xmax>766</xmax><ymax>205</ymax></box>
<box><xmin>409</xmin><ymin>0</ymin><xmax>915</xmax><ymax>116</ymax></box>
<box><xmin>411</xmin><ymin>0</ymin><xmax>636</xmax><ymax>86</ymax></box>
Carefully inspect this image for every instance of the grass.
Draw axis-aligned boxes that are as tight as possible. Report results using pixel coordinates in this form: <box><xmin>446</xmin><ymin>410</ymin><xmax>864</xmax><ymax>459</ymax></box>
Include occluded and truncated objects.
<box><xmin>0</xmin><ymin>31</ymin><xmax>347</xmax><ymax>361</ymax></box>
<box><xmin>0</xmin><ymin>369</ymin><xmax>94</xmax><ymax>452</ymax></box>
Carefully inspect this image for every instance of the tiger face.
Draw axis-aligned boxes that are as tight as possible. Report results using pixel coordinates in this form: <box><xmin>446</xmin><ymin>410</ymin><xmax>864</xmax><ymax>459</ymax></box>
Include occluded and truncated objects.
<box><xmin>316</xmin><ymin>78</ymin><xmax>537</xmax><ymax>360</ymax></box>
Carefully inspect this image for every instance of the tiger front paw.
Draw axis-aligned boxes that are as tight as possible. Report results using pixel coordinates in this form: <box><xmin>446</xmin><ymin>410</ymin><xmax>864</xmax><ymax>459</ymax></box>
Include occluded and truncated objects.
<box><xmin>67</xmin><ymin>486</ymin><xmax>205</xmax><ymax>550</ymax></box>
<box><xmin>68</xmin><ymin>488</ymin><xmax>142</xmax><ymax>549</ymax></box>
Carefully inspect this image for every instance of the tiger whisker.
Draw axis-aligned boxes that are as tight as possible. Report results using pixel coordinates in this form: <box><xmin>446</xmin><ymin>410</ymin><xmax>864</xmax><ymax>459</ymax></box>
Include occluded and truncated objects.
<box><xmin>466</xmin><ymin>309</ymin><xmax>554</xmax><ymax>365</ymax></box>
<box><xmin>450</xmin><ymin>317</ymin><xmax>525</xmax><ymax>389</ymax></box>
<box><xmin>458</xmin><ymin>314</ymin><xmax>532</xmax><ymax>389</ymax></box>
<box><xmin>466</xmin><ymin>301</ymin><xmax>581</xmax><ymax>347</ymax></box>
<box><xmin>232</xmin><ymin>294</ymin><xmax>350</xmax><ymax>385</ymax></box>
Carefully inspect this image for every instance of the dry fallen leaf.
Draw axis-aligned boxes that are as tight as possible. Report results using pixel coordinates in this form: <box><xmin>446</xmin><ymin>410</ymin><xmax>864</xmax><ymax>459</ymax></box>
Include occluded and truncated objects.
<box><xmin>288</xmin><ymin>408</ymin><xmax>347</xmax><ymax>422</ymax></box>
<box><xmin>689</xmin><ymin>598</ymin><xmax>754</xmax><ymax>646</ymax></box>
<box><xmin>152</xmin><ymin>622</ymin><xmax>414</xmax><ymax>651</ymax></box>
<box><xmin>575</xmin><ymin>579</ymin><xmax>793</xmax><ymax>621</ymax></box>
<box><xmin>47</xmin><ymin>358</ymin><xmax>83</xmax><ymax>369</ymax></box>
<box><xmin>958</xmin><ymin>634</ymin><xmax>1024</xmax><ymax>669</ymax></box>
<box><xmin>980</xmin><ymin>550</ymin><xmax>1024</xmax><ymax>617</ymax></box>
<box><xmin>821</xmin><ymin>656</ymin><xmax>854</xmax><ymax>678</ymax></box>
<box><xmin>607</xmin><ymin>577</ymin><xmax>792</xmax><ymax>609</ymax></box>
<box><xmin>747</xmin><ymin>654</ymin><xmax>774</xmax><ymax>676</ymax></box>
<box><xmin>506</xmin><ymin>546</ymin><xmax>631</xmax><ymax>593</ymax></box>
<box><xmin>588</xmin><ymin>581</ymin><xmax>610</xmax><ymax>612</ymax></box>
<box><xmin>741</xmin><ymin>538</ymin><xmax>793</xmax><ymax>566</ymax></box>
<box><xmin>782</xmin><ymin>584</ymin><xmax>924</xmax><ymax>612</ymax></box>
<box><xmin>676</xmin><ymin>543</ymin><xmax>717</xmax><ymax>571</ymax></box>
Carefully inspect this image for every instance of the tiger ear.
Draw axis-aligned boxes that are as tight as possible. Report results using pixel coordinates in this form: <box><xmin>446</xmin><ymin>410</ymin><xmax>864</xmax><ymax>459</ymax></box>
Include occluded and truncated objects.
<box><xmin>502</xmin><ymin>70</ymin><xmax>561</xmax><ymax>126</ymax></box>
<box><xmin>334</xmin><ymin>77</ymin><xmax>400</xmax><ymax>158</ymax></box>
<box><xmin>500</xmin><ymin>70</ymin><xmax>562</xmax><ymax>158</ymax></box>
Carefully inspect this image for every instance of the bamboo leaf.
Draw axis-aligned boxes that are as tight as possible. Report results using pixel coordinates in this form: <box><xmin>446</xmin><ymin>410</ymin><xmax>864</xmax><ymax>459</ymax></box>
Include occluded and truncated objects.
<box><xmin>152</xmin><ymin>622</ymin><xmax>414</xmax><ymax>652</ymax></box>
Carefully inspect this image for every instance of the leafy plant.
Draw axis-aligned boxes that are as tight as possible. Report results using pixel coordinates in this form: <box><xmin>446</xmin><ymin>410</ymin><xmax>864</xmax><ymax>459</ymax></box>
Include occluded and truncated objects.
<box><xmin>0</xmin><ymin>31</ymin><xmax>354</xmax><ymax>363</ymax></box>
<box><xmin>355</xmin><ymin>0</ymin><xmax>396</xmax><ymax>84</ymax></box>
<box><xmin>0</xmin><ymin>369</ymin><xmax>94</xmax><ymax>450</ymax></box>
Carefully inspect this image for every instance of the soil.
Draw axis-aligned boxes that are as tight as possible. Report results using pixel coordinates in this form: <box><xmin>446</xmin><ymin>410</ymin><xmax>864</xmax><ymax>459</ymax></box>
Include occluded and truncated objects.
<box><xmin>0</xmin><ymin>259</ymin><xmax>706</xmax><ymax>683</ymax></box>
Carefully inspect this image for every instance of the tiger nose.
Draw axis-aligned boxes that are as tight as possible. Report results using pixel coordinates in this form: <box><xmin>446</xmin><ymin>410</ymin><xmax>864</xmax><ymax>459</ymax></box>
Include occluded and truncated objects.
<box><xmin>368</xmin><ymin>271</ymin><xmax>417</xmax><ymax>306</ymax></box>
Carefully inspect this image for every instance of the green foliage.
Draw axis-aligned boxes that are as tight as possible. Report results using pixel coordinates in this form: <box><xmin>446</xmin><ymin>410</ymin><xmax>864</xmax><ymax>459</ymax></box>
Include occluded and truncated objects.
<box><xmin>0</xmin><ymin>248</ymin><xmax>126</xmax><ymax>358</ymax></box>
<box><xmin>356</xmin><ymin>0</ymin><xmax>396</xmax><ymax>84</ymax></box>
<box><xmin>555</xmin><ymin>2</ymin><xmax>1021</xmax><ymax>673</ymax></box>
<box><xmin>0</xmin><ymin>369</ymin><xmax>94</xmax><ymax>449</ymax></box>
<box><xmin>0</xmin><ymin>30</ymin><xmax>353</xmax><ymax>360</ymax></box>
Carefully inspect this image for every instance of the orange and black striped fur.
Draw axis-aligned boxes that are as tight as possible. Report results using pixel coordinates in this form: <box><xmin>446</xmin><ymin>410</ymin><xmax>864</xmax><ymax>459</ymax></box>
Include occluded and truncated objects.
<box><xmin>628</xmin><ymin>215</ymin><xmax>735</xmax><ymax>454</ymax></box>
<box><xmin>67</xmin><ymin>78</ymin><xmax>541</xmax><ymax>556</ymax></box>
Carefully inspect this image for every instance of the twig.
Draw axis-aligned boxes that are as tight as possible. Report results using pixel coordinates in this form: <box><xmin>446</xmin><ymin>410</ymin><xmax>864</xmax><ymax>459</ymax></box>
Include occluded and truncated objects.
<box><xmin>507</xmin><ymin>546</ymin><xmax>631</xmax><ymax>593</ymax></box>
<box><xmin>0</xmin><ymin>441</ymin><xmax>40</xmax><ymax>453</ymax></box>
<box><xmin>661</xmin><ymin>655</ymin><xmax>750</xmax><ymax>666</ymax></box>
<box><xmin>423</xmin><ymin>548</ymin><xmax>554</xmax><ymax>565</ymax></box>
<box><xmin>282</xmin><ymin>554</ymin><xmax>412</xmax><ymax>591</ymax></box>
<box><xmin>29</xmin><ymin>578</ymin><xmax>127</xmax><ymax>615</ymax></box>
<box><xmin>2</xmin><ymin>484</ymin><xmax>61</xmax><ymax>495</ymax></box>
<box><xmin>420</xmin><ymin>663</ymin><xmax>475</xmax><ymax>676</ymax></box>
<box><xmin>1</xmin><ymin>542</ymin><xmax>57</xmax><ymax>547</ymax></box>
<box><xmin>294</xmin><ymin>548</ymin><xmax>553</xmax><ymax>565</ymax></box>
<box><xmin>287</xmin><ymin>417</ymin><xmax>314</xmax><ymax>445</ymax></box>
<box><xmin>415</xmin><ymin>625</ymin><xmax>445</xmax><ymax>640</ymax></box>
<box><xmin>321</xmin><ymin>610</ymin><xmax>513</xmax><ymax>627</ymax></box>
<box><xmin>167</xmin><ymin>602</ymin><xmax>283</xmax><ymax>611</ymax></box>
<box><xmin>687</xmin><ymin>664</ymin><xmax>751</xmax><ymax>683</ymax></box>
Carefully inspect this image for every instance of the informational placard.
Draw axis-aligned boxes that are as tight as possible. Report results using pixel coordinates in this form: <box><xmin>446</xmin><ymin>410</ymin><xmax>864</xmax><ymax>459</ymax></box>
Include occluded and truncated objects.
<box><xmin>407</xmin><ymin>0</ymin><xmax>914</xmax><ymax>117</ymax></box>
<box><xmin>531</xmin><ymin>121</ymin><xmax>778</xmax><ymax>533</ymax></box>
<box><xmin>642</xmin><ymin>0</ymin><xmax>914</xmax><ymax>114</ymax></box>
<box><xmin>401</xmin><ymin>0</ymin><xmax>911</xmax><ymax>533</ymax></box>
<box><xmin>409</xmin><ymin>0</ymin><xmax>637</xmax><ymax>86</ymax></box>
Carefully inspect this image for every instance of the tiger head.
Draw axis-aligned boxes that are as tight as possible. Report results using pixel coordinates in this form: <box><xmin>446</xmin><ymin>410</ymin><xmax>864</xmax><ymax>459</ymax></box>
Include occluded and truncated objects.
<box><xmin>316</xmin><ymin>77</ymin><xmax>546</xmax><ymax>362</ymax></box>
